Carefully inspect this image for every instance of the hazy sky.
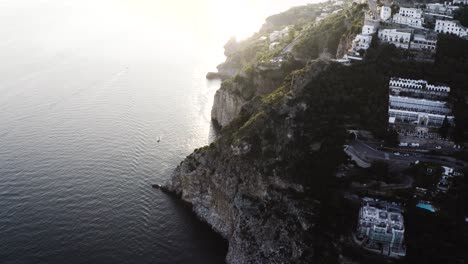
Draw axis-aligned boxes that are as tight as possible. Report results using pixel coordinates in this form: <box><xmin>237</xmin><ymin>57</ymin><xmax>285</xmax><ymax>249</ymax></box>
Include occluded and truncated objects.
<box><xmin>0</xmin><ymin>0</ymin><xmax>321</xmax><ymax>71</ymax></box>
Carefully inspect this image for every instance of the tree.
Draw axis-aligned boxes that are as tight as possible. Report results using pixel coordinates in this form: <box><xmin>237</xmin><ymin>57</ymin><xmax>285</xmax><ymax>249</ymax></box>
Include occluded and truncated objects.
<box><xmin>385</xmin><ymin>129</ymin><xmax>399</xmax><ymax>147</ymax></box>
<box><xmin>439</xmin><ymin>115</ymin><xmax>450</xmax><ymax>139</ymax></box>
<box><xmin>454</xmin><ymin>6</ymin><xmax>468</xmax><ymax>27</ymax></box>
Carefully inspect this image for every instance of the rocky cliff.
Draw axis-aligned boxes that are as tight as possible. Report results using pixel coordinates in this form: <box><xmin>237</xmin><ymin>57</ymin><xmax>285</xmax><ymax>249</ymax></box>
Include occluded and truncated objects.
<box><xmin>163</xmin><ymin>2</ymin><xmax>388</xmax><ymax>263</ymax></box>
<box><xmin>166</xmin><ymin>61</ymin><xmax>351</xmax><ymax>263</ymax></box>
<box><xmin>211</xmin><ymin>87</ymin><xmax>247</xmax><ymax>128</ymax></box>
<box><xmin>211</xmin><ymin>59</ymin><xmax>301</xmax><ymax>128</ymax></box>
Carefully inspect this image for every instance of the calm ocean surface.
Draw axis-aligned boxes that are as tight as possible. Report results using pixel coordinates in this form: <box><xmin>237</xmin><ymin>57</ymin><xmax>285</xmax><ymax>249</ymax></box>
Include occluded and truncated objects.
<box><xmin>0</xmin><ymin>1</ymin><xmax>313</xmax><ymax>263</ymax></box>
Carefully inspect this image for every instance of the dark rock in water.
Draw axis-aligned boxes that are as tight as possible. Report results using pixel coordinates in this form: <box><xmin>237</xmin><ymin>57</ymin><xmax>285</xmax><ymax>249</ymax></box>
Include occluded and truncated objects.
<box><xmin>206</xmin><ymin>72</ymin><xmax>230</xmax><ymax>80</ymax></box>
<box><xmin>153</xmin><ymin>183</ymin><xmax>177</xmax><ymax>195</ymax></box>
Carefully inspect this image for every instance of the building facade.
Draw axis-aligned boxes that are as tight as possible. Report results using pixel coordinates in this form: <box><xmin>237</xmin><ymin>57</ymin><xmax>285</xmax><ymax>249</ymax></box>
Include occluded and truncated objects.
<box><xmin>409</xmin><ymin>33</ymin><xmax>438</xmax><ymax>52</ymax></box>
<box><xmin>435</xmin><ymin>19</ymin><xmax>467</xmax><ymax>37</ymax></box>
<box><xmin>356</xmin><ymin>198</ymin><xmax>406</xmax><ymax>257</ymax></box>
<box><xmin>362</xmin><ymin>24</ymin><xmax>377</xmax><ymax>34</ymax></box>
<box><xmin>388</xmin><ymin>77</ymin><xmax>454</xmax><ymax>130</ymax></box>
<box><xmin>388</xmin><ymin>96</ymin><xmax>454</xmax><ymax>127</ymax></box>
<box><xmin>426</xmin><ymin>3</ymin><xmax>459</xmax><ymax>16</ymax></box>
<box><xmin>389</xmin><ymin>77</ymin><xmax>450</xmax><ymax>97</ymax></box>
<box><xmin>398</xmin><ymin>7</ymin><xmax>424</xmax><ymax>18</ymax></box>
<box><xmin>392</xmin><ymin>7</ymin><xmax>424</xmax><ymax>28</ymax></box>
<box><xmin>378</xmin><ymin>28</ymin><xmax>413</xmax><ymax>49</ymax></box>
<box><xmin>352</xmin><ymin>34</ymin><xmax>373</xmax><ymax>51</ymax></box>
<box><xmin>453</xmin><ymin>0</ymin><xmax>468</xmax><ymax>5</ymax></box>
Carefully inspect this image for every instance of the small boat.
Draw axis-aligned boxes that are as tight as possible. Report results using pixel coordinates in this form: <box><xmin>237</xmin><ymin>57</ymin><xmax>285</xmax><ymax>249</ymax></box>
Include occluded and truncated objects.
<box><xmin>151</xmin><ymin>184</ymin><xmax>161</xmax><ymax>189</ymax></box>
<box><xmin>157</xmin><ymin>137</ymin><xmax>161</xmax><ymax>143</ymax></box>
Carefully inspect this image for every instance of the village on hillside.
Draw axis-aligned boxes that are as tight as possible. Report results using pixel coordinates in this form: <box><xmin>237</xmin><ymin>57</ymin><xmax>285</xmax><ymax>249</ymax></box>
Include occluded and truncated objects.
<box><xmin>331</xmin><ymin>0</ymin><xmax>467</xmax><ymax>259</ymax></box>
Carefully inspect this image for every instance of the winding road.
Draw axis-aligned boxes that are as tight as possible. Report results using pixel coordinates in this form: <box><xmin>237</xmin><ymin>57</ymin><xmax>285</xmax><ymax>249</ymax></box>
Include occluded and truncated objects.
<box><xmin>346</xmin><ymin>139</ymin><xmax>468</xmax><ymax>170</ymax></box>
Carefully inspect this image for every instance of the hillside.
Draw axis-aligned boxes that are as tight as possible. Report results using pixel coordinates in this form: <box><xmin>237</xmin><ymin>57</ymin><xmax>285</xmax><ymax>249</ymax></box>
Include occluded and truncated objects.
<box><xmin>164</xmin><ymin>1</ymin><xmax>468</xmax><ymax>263</ymax></box>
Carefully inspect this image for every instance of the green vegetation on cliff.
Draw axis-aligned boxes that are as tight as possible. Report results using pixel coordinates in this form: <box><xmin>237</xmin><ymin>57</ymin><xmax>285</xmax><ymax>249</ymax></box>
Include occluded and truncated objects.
<box><xmin>293</xmin><ymin>3</ymin><xmax>366</xmax><ymax>59</ymax></box>
<box><xmin>260</xmin><ymin>3</ymin><xmax>326</xmax><ymax>32</ymax></box>
<box><xmin>177</xmin><ymin>2</ymin><xmax>468</xmax><ymax>263</ymax></box>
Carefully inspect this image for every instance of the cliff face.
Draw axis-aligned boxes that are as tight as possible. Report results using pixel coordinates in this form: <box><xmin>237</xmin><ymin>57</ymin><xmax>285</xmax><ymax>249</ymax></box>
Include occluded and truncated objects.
<box><xmin>166</xmin><ymin>61</ymin><xmax>345</xmax><ymax>263</ymax></box>
<box><xmin>165</xmin><ymin>148</ymin><xmax>317</xmax><ymax>263</ymax></box>
<box><xmin>211</xmin><ymin>87</ymin><xmax>247</xmax><ymax>128</ymax></box>
<box><xmin>164</xmin><ymin>3</ymin><xmax>380</xmax><ymax>263</ymax></box>
<box><xmin>211</xmin><ymin>65</ymin><xmax>292</xmax><ymax>128</ymax></box>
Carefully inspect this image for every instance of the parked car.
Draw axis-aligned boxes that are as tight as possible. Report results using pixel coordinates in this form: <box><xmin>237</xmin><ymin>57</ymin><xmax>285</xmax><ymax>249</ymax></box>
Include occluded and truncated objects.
<box><xmin>394</xmin><ymin>152</ymin><xmax>400</xmax><ymax>156</ymax></box>
<box><xmin>436</xmin><ymin>146</ymin><xmax>442</xmax><ymax>150</ymax></box>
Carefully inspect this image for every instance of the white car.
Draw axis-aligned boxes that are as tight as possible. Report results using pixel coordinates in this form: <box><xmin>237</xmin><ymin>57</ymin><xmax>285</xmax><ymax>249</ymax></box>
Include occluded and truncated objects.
<box><xmin>394</xmin><ymin>152</ymin><xmax>400</xmax><ymax>156</ymax></box>
<box><xmin>436</xmin><ymin>146</ymin><xmax>442</xmax><ymax>150</ymax></box>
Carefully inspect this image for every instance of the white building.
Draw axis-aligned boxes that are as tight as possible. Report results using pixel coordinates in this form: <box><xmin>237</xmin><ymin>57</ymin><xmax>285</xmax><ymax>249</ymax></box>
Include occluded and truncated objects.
<box><xmin>435</xmin><ymin>19</ymin><xmax>467</xmax><ymax>37</ymax></box>
<box><xmin>426</xmin><ymin>3</ymin><xmax>459</xmax><ymax>16</ymax></box>
<box><xmin>378</xmin><ymin>28</ymin><xmax>413</xmax><ymax>49</ymax></box>
<box><xmin>389</xmin><ymin>96</ymin><xmax>454</xmax><ymax>127</ymax></box>
<box><xmin>453</xmin><ymin>0</ymin><xmax>468</xmax><ymax>4</ymax></box>
<box><xmin>389</xmin><ymin>77</ymin><xmax>450</xmax><ymax>96</ymax></box>
<box><xmin>352</xmin><ymin>34</ymin><xmax>373</xmax><ymax>51</ymax></box>
<box><xmin>393</xmin><ymin>15</ymin><xmax>424</xmax><ymax>28</ymax></box>
<box><xmin>410</xmin><ymin>33</ymin><xmax>438</xmax><ymax>52</ymax></box>
<box><xmin>398</xmin><ymin>7</ymin><xmax>424</xmax><ymax>18</ymax></box>
<box><xmin>362</xmin><ymin>24</ymin><xmax>377</xmax><ymax>34</ymax></box>
<box><xmin>356</xmin><ymin>198</ymin><xmax>406</xmax><ymax>257</ymax></box>
<box><xmin>392</xmin><ymin>7</ymin><xmax>424</xmax><ymax>28</ymax></box>
<box><xmin>389</xmin><ymin>78</ymin><xmax>454</xmax><ymax>130</ymax></box>
<box><xmin>349</xmin><ymin>22</ymin><xmax>379</xmax><ymax>54</ymax></box>
<box><xmin>380</xmin><ymin>6</ymin><xmax>392</xmax><ymax>21</ymax></box>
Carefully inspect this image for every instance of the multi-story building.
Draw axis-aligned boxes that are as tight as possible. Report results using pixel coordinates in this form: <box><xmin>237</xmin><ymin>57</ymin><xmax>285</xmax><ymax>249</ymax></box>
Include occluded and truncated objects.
<box><xmin>362</xmin><ymin>24</ymin><xmax>377</xmax><ymax>34</ymax></box>
<box><xmin>426</xmin><ymin>3</ymin><xmax>459</xmax><ymax>16</ymax></box>
<box><xmin>435</xmin><ymin>19</ymin><xmax>467</xmax><ymax>37</ymax></box>
<box><xmin>388</xmin><ymin>96</ymin><xmax>454</xmax><ymax>128</ymax></box>
<box><xmin>380</xmin><ymin>6</ymin><xmax>392</xmax><ymax>21</ymax></box>
<box><xmin>352</xmin><ymin>34</ymin><xmax>373</xmax><ymax>51</ymax></box>
<box><xmin>349</xmin><ymin>22</ymin><xmax>379</xmax><ymax>54</ymax></box>
<box><xmin>388</xmin><ymin>77</ymin><xmax>454</xmax><ymax>129</ymax></box>
<box><xmin>453</xmin><ymin>0</ymin><xmax>468</xmax><ymax>5</ymax></box>
<box><xmin>398</xmin><ymin>7</ymin><xmax>424</xmax><ymax>18</ymax></box>
<box><xmin>392</xmin><ymin>7</ymin><xmax>424</xmax><ymax>28</ymax></box>
<box><xmin>409</xmin><ymin>33</ymin><xmax>438</xmax><ymax>52</ymax></box>
<box><xmin>378</xmin><ymin>28</ymin><xmax>413</xmax><ymax>49</ymax></box>
<box><xmin>356</xmin><ymin>198</ymin><xmax>406</xmax><ymax>257</ymax></box>
<box><xmin>389</xmin><ymin>77</ymin><xmax>450</xmax><ymax>97</ymax></box>
<box><xmin>389</xmin><ymin>96</ymin><xmax>454</xmax><ymax>127</ymax></box>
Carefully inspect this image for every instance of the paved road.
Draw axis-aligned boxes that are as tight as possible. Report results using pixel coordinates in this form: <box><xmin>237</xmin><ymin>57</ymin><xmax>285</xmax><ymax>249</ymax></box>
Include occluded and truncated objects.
<box><xmin>348</xmin><ymin>139</ymin><xmax>468</xmax><ymax>170</ymax></box>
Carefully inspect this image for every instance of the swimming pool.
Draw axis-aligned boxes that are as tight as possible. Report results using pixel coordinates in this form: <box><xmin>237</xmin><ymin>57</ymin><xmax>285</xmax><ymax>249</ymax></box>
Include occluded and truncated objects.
<box><xmin>416</xmin><ymin>203</ymin><xmax>437</xmax><ymax>213</ymax></box>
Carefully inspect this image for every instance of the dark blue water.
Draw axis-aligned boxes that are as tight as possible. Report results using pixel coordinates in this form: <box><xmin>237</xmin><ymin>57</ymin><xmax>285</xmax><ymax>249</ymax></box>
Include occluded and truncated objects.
<box><xmin>0</xmin><ymin>1</ymin><xmax>229</xmax><ymax>263</ymax></box>
<box><xmin>0</xmin><ymin>0</ymin><xmax>315</xmax><ymax>263</ymax></box>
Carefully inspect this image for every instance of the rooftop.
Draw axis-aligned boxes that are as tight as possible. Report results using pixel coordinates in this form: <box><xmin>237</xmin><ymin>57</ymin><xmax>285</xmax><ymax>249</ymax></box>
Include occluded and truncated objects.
<box><xmin>360</xmin><ymin>198</ymin><xmax>404</xmax><ymax>231</ymax></box>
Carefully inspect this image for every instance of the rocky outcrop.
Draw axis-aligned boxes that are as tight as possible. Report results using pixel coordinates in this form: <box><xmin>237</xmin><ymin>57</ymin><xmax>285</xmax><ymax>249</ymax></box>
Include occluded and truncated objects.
<box><xmin>166</xmin><ymin>61</ymin><xmax>345</xmax><ymax>263</ymax></box>
<box><xmin>211</xmin><ymin>63</ymin><xmax>298</xmax><ymax>128</ymax></box>
<box><xmin>211</xmin><ymin>87</ymin><xmax>247</xmax><ymax>128</ymax></box>
<box><xmin>164</xmin><ymin>133</ymin><xmax>318</xmax><ymax>263</ymax></box>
